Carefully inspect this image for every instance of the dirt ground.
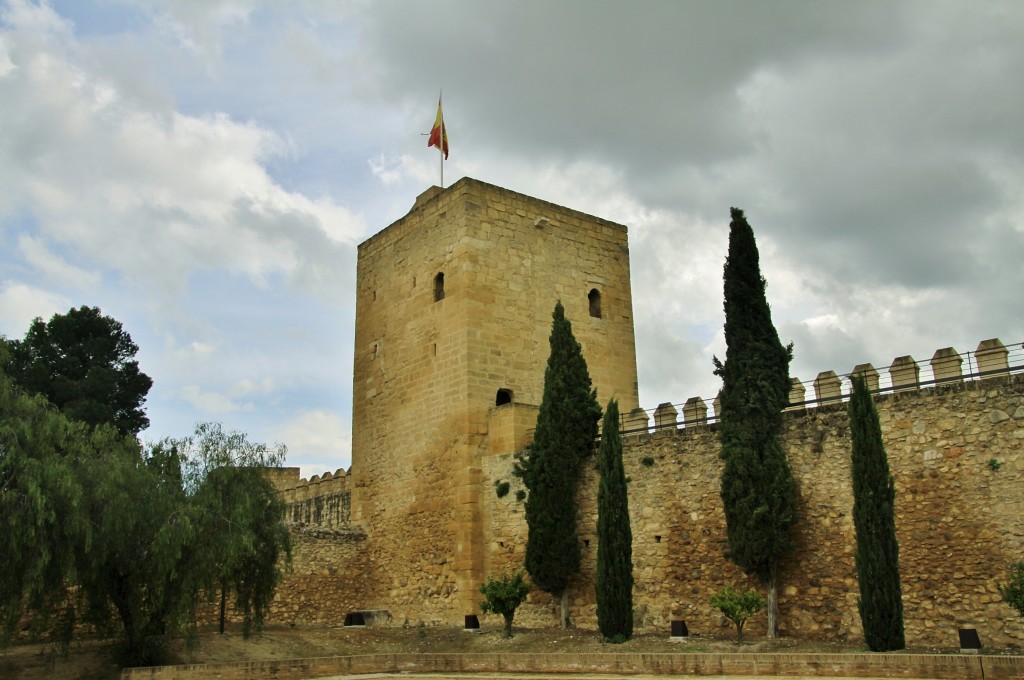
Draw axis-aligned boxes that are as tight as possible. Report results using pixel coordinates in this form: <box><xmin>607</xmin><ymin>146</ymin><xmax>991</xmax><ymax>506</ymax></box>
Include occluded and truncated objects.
<box><xmin>1</xmin><ymin>624</ymin><xmax>1019</xmax><ymax>680</ymax></box>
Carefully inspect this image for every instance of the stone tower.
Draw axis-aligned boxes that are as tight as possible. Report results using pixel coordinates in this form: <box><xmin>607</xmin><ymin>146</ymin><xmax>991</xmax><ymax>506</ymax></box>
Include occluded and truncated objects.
<box><xmin>350</xmin><ymin>178</ymin><xmax>639</xmax><ymax>622</ymax></box>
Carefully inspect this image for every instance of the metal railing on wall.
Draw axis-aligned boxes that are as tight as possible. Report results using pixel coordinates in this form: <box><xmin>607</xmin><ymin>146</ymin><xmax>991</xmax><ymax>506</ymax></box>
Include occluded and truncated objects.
<box><xmin>615</xmin><ymin>338</ymin><xmax>1023</xmax><ymax>438</ymax></box>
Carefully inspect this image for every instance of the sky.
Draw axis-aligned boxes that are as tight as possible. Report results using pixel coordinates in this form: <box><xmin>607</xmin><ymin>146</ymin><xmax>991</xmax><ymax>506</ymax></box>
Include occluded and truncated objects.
<box><xmin>1</xmin><ymin>0</ymin><xmax>1022</xmax><ymax>478</ymax></box>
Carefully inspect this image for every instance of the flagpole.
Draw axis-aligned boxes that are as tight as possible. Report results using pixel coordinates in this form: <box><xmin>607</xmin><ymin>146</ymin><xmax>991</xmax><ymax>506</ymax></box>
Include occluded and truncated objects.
<box><xmin>439</xmin><ymin>90</ymin><xmax>444</xmax><ymax>188</ymax></box>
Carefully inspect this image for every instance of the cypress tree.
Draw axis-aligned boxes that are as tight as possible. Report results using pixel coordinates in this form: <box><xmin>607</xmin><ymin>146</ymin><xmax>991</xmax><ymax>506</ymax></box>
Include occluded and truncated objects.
<box><xmin>849</xmin><ymin>374</ymin><xmax>905</xmax><ymax>651</ymax></box>
<box><xmin>713</xmin><ymin>207</ymin><xmax>798</xmax><ymax>637</ymax></box>
<box><xmin>517</xmin><ymin>301</ymin><xmax>601</xmax><ymax>627</ymax></box>
<box><xmin>596</xmin><ymin>398</ymin><xmax>633</xmax><ymax>641</ymax></box>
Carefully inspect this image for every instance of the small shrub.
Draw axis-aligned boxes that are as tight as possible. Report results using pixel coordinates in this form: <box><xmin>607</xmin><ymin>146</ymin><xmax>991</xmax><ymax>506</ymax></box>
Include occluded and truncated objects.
<box><xmin>988</xmin><ymin>458</ymin><xmax>1002</xmax><ymax>472</ymax></box>
<box><xmin>494</xmin><ymin>480</ymin><xmax>511</xmax><ymax>498</ymax></box>
<box><xmin>641</xmin><ymin>456</ymin><xmax>655</xmax><ymax>467</ymax></box>
<box><xmin>710</xmin><ymin>584</ymin><xmax>765</xmax><ymax>643</ymax></box>
<box><xmin>480</xmin><ymin>571</ymin><xmax>531</xmax><ymax>638</ymax></box>
<box><xmin>515</xmin><ymin>489</ymin><xmax>526</xmax><ymax>502</ymax></box>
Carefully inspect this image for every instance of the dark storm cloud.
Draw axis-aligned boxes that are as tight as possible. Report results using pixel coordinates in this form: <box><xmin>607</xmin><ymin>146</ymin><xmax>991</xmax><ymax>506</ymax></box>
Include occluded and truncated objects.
<box><xmin>356</xmin><ymin>0</ymin><xmax>1024</xmax><ymax>293</ymax></box>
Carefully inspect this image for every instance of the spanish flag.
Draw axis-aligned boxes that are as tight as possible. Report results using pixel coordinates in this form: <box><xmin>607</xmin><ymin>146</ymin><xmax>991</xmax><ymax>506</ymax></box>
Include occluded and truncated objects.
<box><xmin>427</xmin><ymin>94</ymin><xmax>449</xmax><ymax>160</ymax></box>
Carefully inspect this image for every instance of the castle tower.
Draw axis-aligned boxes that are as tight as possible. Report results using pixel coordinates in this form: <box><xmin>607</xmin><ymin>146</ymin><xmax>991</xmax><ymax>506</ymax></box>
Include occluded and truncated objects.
<box><xmin>350</xmin><ymin>178</ymin><xmax>639</xmax><ymax>622</ymax></box>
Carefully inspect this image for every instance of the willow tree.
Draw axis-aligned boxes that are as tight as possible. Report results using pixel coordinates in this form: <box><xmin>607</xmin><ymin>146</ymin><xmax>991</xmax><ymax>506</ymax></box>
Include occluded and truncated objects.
<box><xmin>516</xmin><ymin>301</ymin><xmax>601</xmax><ymax>627</ymax></box>
<box><xmin>712</xmin><ymin>207</ymin><xmax>798</xmax><ymax>637</ymax></box>
<box><xmin>849</xmin><ymin>375</ymin><xmax>905</xmax><ymax>651</ymax></box>
<box><xmin>595</xmin><ymin>398</ymin><xmax>633</xmax><ymax>641</ymax></box>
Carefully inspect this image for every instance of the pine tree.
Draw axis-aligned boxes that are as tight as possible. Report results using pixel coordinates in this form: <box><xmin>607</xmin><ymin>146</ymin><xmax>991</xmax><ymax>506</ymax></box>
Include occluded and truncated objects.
<box><xmin>849</xmin><ymin>375</ymin><xmax>905</xmax><ymax>651</ymax></box>
<box><xmin>517</xmin><ymin>301</ymin><xmax>601</xmax><ymax>627</ymax></box>
<box><xmin>4</xmin><ymin>306</ymin><xmax>153</xmax><ymax>437</ymax></box>
<box><xmin>596</xmin><ymin>398</ymin><xmax>633</xmax><ymax>641</ymax></box>
<box><xmin>713</xmin><ymin>207</ymin><xmax>798</xmax><ymax>637</ymax></box>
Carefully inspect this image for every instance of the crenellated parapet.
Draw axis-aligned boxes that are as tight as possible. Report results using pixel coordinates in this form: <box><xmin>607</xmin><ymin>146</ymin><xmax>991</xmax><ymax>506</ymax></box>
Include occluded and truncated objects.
<box><xmin>274</xmin><ymin>467</ymin><xmax>356</xmax><ymax>531</ymax></box>
<box><xmin>627</xmin><ymin>337</ymin><xmax>1022</xmax><ymax>434</ymax></box>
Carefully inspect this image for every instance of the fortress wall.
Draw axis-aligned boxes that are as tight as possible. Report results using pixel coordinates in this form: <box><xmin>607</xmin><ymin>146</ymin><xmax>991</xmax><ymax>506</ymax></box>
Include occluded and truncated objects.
<box><xmin>265</xmin><ymin>524</ymin><xmax>370</xmax><ymax>627</ymax></box>
<box><xmin>481</xmin><ymin>373</ymin><xmax>1024</xmax><ymax>646</ymax></box>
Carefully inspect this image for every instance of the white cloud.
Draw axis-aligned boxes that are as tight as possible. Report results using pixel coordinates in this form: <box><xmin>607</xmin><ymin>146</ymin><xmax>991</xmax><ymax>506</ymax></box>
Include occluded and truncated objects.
<box><xmin>17</xmin><ymin>233</ymin><xmax>101</xmax><ymax>288</ymax></box>
<box><xmin>0</xmin><ymin>3</ymin><xmax>365</xmax><ymax>304</ymax></box>
<box><xmin>0</xmin><ymin>280</ymin><xmax>70</xmax><ymax>337</ymax></box>
<box><xmin>178</xmin><ymin>384</ymin><xmax>251</xmax><ymax>414</ymax></box>
<box><xmin>268</xmin><ymin>409</ymin><xmax>351</xmax><ymax>477</ymax></box>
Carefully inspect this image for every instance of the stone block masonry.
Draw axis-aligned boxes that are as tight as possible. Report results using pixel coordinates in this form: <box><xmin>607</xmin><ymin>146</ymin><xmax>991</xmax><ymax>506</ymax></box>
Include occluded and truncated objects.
<box><xmin>481</xmin><ymin>372</ymin><xmax>1024</xmax><ymax>647</ymax></box>
<box><xmin>345</xmin><ymin>178</ymin><xmax>640</xmax><ymax>620</ymax></box>
<box><xmin>259</xmin><ymin>180</ymin><xmax>1022</xmax><ymax>650</ymax></box>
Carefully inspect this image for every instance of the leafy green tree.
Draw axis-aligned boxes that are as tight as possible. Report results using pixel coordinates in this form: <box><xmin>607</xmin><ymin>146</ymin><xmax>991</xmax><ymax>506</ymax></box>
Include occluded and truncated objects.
<box><xmin>516</xmin><ymin>301</ymin><xmax>601</xmax><ymax>627</ymax></box>
<box><xmin>849</xmin><ymin>375</ymin><xmax>905</xmax><ymax>651</ymax></box>
<box><xmin>710</xmin><ymin>584</ymin><xmax>765</xmax><ymax>643</ymax></box>
<box><xmin>595</xmin><ymin>398</ymin><xmax>633</xmax><ymax>641</ymax></box>
<box><xmin>4</xmin><ymin>306</ymin><xmax>153</xmax><ymax>436</ymax></box>
<box><xmin>72</xmin><ymin>436</ymin><xmax>194</xmax><ymax>664</ymax></box>
<box><xmin>479</xmin><ymin>572</ymin><xmax>531</xmax><ymax>638</ymax></box>
<box><xmin>712</xmin><ymin>207</ymin><xmax>798</xmax><ymax>637</ymax></box>
<box><xmin>0</xmin><ymin>375</ymin><xmax>290</xmax><ymax>666</ymax></box>
<box><xmin>1000</xmin><ymin>562</ymin><xmax>1024</xmax><ymax>618</ymax></box>
<box><xmin>0</xmin><ymin>364</ymin><xmax>91</xmax><ymax>647</ymax></box>
<box><xmin>172</xmin><ymin>422</ymin><xmax>291</xmax><ymax>636</ymax></box>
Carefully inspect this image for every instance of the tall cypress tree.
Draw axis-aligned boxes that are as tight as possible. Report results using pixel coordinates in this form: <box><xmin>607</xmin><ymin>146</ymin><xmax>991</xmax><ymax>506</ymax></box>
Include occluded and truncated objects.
<box><xmin>517</xmin><ymin>301</ymin><xmax>601</xmax><ymax>627</ymax></box>
<box><xmin>596</xmin><ymin>398</ymin><xmax>633</xmax><ymax>641</ymax></box>
<box><xmin>849</xmin><ymin>375</ymin><xmax>905</xmax><ymax>651</ymax></box>
<box><xmin>713</xmin><ymin>207</ymin><xmax>797</xmax><ymax>637</ymax></box>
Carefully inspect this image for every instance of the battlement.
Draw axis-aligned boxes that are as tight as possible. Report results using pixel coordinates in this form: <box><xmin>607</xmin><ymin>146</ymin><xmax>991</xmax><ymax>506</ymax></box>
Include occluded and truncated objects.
<box><xmin>272</xmin><ymin>467</ymin><xmax>354</xmax><ymax>531</ymax></box>
<box><xmin>263</xmin><ymin>182</ymin><xmax>1023</xmax><ymax>646</ymax></box>
<box><xmin>626</xmin><ymin>337</ymin><xmax>1022</xmax><ymax>435</ymax></box>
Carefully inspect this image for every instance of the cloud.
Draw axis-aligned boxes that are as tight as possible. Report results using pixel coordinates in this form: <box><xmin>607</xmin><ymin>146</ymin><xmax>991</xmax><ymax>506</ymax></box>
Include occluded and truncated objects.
<box><xmin>268</xmin><ymin>409</ymin><xmax>351</xmax><ymax>478</ymax></box>
<box><xmin>17</xmin><ymin>233</ymin><xmax>101</xmax><ymax>288</ymax></box>
<box><xmin>0</xmin><ymin>280</ymin><xmax>70</xmax><ymax>337</ymax></box>
<box><xmin>0</xmin><ymin>1</ymin><xmax>365</xmax><ymax>305</ymax></box>
<box><xmin>179</xmin><ymin>384</ymin><xmax>252</xmax><ymax>415</ymax></box>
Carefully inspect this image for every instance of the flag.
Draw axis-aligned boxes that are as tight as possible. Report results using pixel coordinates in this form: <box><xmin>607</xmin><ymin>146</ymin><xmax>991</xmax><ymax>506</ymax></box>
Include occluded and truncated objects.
<box><xmin>427</xmin><ymin>95</ymin><xmax>449</xmax><ymax>160</ymax></box>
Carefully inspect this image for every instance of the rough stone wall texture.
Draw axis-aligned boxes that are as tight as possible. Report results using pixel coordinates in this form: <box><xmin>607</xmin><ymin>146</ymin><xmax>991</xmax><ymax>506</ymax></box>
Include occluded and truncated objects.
<box><xmin>197</xmin><ymin>467</ymin><xmax>369</xmax><ymax>628</ymax></box>
<box><xmin>480</xmin><ymin>374</ymin><xmax>1024</xmax><ymax>647</ymax></box>
<box><xmin>259</xmin><ymin>181</ymin><xmax>1021</xmax><ymax>649</ymax></box>
<box><xmin>266</xmin><ymin>524</ymin><xmax>369</xmax><ymax>627</ymax></box>
<box><xmin>345</xmin><ymin>178</ymin><xmax>640</xmax><ymax>620</ymax></box>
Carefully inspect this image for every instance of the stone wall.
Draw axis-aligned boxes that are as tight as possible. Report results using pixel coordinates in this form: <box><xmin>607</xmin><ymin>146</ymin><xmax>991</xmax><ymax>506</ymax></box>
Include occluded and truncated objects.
<box><xmin>255</xmin><ymin>468</ymin><xmax>370</xmax><ymax>626</ymax></box>
<box><xmin>346</xmin><ymin>178</ymin><xmax>640</xmax><ymax>618</ymax></box>
<box><xmin>260</xmin><ymin>175</ymin><xmax>1022</xmax><ymax>650</ymax></box>
<box><xmin>481</xmin><ymin>373</ymin><xmax>1024</xmax><ymax>647</ymax></box>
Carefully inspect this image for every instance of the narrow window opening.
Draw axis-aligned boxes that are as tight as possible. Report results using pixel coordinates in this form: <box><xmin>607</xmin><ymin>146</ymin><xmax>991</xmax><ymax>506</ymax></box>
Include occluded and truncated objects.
<box><xmin>434</xmin><ymin>272</ymin><xmax>445</xmax><ymax>301</ymax></box>
<box><xmin>495</xmin><ymin>388</ymin><xmax>513</xmax><ymax>406</ymax></box>
<box><xmin>655</xmin><ymin>535</ymin><xmax>662</xmax><ymax>543</ymax></box>
<box><xmin>588</xmin><ymin>288</ymin><xmax>602</xmax><ymax>318</ymax></box>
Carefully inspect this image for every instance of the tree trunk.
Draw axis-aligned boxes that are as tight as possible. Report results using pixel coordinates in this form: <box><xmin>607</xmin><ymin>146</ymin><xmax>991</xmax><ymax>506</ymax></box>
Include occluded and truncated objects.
<box><xmin>503</xmin><ymin>614</ymin><xmax>514</xmax><ymax>638</ymax></box>
<box><xmin>766</xmin><ymin>565</ymin><xmax>779</xmax><ymax>638</ymax></box>
<box><xmin>560</xmin><ymin>590</ymin><xmax>569</xmax><ymax>629</ymax></box>
<box><xmin>219</xmin><ymin>580</ymin><xmax>227</xmax><ymax>634</ymax></box>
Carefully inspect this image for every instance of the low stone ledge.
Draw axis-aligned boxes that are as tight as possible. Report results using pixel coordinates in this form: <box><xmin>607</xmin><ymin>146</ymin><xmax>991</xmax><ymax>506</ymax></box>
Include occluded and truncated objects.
<box><xmin>121</xmin><ymin>651</ymin><xmax>1024</xmax><ymax>680</ymax></box>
